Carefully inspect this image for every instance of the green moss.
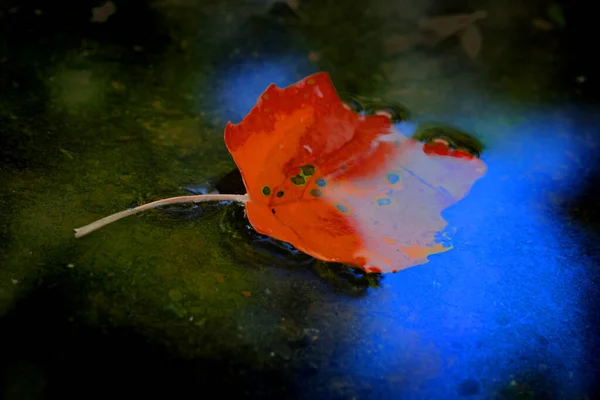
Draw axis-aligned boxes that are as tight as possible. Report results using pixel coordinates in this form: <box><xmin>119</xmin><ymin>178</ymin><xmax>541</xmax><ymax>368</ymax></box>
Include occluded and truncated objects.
<box><xmin>299</xmin><ymin>0</ymin><xmax>387</xmax><ymax>96</ymax></box>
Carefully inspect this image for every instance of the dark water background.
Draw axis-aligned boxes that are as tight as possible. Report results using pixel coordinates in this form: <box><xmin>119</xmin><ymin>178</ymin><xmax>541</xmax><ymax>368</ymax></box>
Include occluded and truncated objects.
<box><xmin>1</xmin><ymin>0</ymin><xmax>600</xmax><ymax>399</ymax></box>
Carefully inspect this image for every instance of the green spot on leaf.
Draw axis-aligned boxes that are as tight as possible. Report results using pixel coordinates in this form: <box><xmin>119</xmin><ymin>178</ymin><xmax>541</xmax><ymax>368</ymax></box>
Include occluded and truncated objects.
<box><xmin>336</xmin><ymin>203</ymin><xmax>350</xmax><ymax>213</ymax></box>
<box><xmin>301</xmin><ymin>164</ymin><xmax>316</xmax><ymax>177</ymax></box>
<box><xmin>376</xmin><ymin>197</ymin><xmax>392</xmax><ymax>206</ymax></box>
<box><xmin>386</xmin><ymin>173</ymin><xmax>400</xmax><ymax>185</ymax></box>
<box><xmin>291</xmin><ymin>175</ymin><xmax>306</xmax><ymax>186</ymax></box>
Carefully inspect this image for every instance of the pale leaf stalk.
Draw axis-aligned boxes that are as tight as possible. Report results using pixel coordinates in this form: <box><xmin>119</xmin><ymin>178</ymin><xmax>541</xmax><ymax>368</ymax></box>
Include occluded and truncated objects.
<box><xmin>74</xmin><ymin>193</ymin><xmax>248</xmax><ymax>239</ymax></box>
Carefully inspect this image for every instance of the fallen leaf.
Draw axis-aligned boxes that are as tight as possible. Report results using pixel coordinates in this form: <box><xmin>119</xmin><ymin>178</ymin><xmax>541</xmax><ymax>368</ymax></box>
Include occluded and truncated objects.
<box><xmin>74</xmin><ymin>73</ymin><xmax>487</xmax><ymax>274</ymax></box>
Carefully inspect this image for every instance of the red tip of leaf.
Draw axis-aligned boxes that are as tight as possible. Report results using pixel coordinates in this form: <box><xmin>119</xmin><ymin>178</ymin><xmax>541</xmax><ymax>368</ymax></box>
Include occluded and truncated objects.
<box><xmin>423</xmin><ymin>142</ymin><xmax>452</xmax><ymax>156</ymax></box>
<box><xmin>423</xmin><ymin>142</ymin><xmax>475</xmax><ymax>160</ymax></box>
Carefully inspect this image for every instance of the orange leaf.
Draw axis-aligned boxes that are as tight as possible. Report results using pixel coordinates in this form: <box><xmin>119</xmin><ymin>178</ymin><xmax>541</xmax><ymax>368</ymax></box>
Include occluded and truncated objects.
<box><xmin>224</xmin><ymin>72</ymin><xmax>487</xmax><ymax>273</ymax></box>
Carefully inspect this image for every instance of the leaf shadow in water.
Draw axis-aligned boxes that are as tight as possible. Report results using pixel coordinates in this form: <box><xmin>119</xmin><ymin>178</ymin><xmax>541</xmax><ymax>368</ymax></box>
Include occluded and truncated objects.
<box><xmin>145</xmin><ymin>168</ymin><xmax>383</xmax><ymax>297</ymax></box>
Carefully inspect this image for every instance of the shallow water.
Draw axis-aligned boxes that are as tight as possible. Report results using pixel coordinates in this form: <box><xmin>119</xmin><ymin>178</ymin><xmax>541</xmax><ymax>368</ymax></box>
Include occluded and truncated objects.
<box><xmin>1</xmin><ymin>0</ymin><xmax>599</xmax><ymax>399</ymax></box>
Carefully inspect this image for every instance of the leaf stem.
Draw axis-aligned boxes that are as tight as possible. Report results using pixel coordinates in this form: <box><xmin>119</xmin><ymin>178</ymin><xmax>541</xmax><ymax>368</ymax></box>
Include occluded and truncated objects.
<box><xmin>74</xmin><ymin>193</ymin><xmax>248</xmax><ymax>239</ymax></box>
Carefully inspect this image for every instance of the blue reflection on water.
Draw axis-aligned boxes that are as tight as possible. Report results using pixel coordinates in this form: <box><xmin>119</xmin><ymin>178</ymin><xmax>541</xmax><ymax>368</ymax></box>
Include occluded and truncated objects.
<box><xmin>355</xmin><ymin>105</ymin><xmax>598</xmax><ymax>398</ymax></box>
<box><xmin>208</xmin><ymin>56</ymin><xmax>318</xmax><ymax>124</ymax></box>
